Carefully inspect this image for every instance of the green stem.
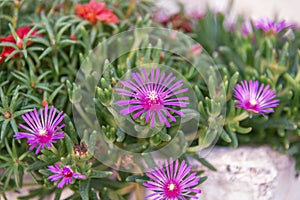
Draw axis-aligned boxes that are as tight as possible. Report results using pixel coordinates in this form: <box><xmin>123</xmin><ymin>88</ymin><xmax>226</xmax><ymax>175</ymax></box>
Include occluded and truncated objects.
<box><xmin>12</xmin><ymin>1</ymin><xmax>19</xmax><ymax>29</ymax></box>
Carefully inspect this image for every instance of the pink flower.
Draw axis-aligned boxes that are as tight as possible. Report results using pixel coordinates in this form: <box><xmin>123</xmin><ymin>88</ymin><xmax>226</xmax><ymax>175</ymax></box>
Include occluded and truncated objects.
<box><xmin>233</xmin><ymin>80</ymin><xmax>280</xmax><ymax>117</ymax></box>
<box><xmin>241</xmin><ymin>21</ymin><xmax>253</xmax><ymax>36</ymax></box>
<box><xmin>144</xmin><ymin>158</ymin><xmax>201</xmax><ymax>199</ymax></box>
<box><xmin>115</xmin><ymin>68</ymin><xmax>189</xmax><ymax>127</ymax></box>
<box><xmin>14</xmin><ymin>105</ymin><xmax>66</xmax><ymax>154</ymax></box>
<box><xmin>152</xmin><ymin>11</ymin><xmax>170</xmax><ymax>23</ymax></box>
<box><xmin>48</xmin><ymin>163</ymin><xmax>86</xmax><ymax>188</ymax></box>
<box><xmin>188</xmin><ymin>10</ymin><xmax>205</xmax><ymax>20</ymax></box>
<box><xmin>254</xmin><ymin>19</ymin><xmax>293</xmax><ymax>34</ymax></box>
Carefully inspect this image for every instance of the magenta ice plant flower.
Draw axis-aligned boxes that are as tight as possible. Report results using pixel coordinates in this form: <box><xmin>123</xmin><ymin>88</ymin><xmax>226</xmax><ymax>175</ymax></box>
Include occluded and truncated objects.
<box><xmin>224</xmin><ymin>18</ymin><xmax>236</xmax><ymax>32</ymax></box>
<box><xmin>152</xmin><ymin>10</ymin><xmax>170</xmax><ymax>23</ymax></box>
<box><xmin>115</xmin><ymin>68</ymin><xmax>189</xmax><ymax>127</ymax></box>
<box><xmin>241</xmin><ymin>20</ymin><xmax>253</xmax><ymax>36</ymax></box>
<box><xmin>14</xmin><ymin>105</ymin><xmax>66</xmax><ymax>154</ymax></box>
<box><xmin>187</xmin><ymin>10</ymin><xmax>205</xmax><ymax>20</ymax></box>
<box><xmin>48</xmin><ymin>163</ymin><xmax>86</xmax><ymax>188</ymax></box>
<box><xmin>233</xmin><ymin>80</ymin><xmax>279</xmax><ymax>117</ymax></box>
<box><xmin>144</xmin><ymin>158</ymin><xmax>201</xmax><ymax>199</ymax></box>
<box><xmin>253</xmin><ymin>19</ymin><xmax>292</xmax><ymax>34</ymax></box>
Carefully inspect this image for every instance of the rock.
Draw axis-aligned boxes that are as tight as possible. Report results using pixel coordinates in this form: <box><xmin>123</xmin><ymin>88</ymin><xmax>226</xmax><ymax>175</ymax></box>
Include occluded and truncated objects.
<box><xmin>192</xmin><ymin>146</ymin><xmax>300</xmax><ymax>200</ymax></box>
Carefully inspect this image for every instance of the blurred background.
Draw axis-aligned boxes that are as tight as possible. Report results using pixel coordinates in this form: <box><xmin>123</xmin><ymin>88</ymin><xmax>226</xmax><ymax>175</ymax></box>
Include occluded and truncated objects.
<box><xmin>155</xmin><ymin>0</ymin><xmax>300</xmax><ymax>22</ymax></box>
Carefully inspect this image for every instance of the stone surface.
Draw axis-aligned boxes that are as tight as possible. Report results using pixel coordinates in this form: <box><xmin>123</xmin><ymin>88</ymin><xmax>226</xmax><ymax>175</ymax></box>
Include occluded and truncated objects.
<box><xmin>191</xmin><ymin>146</ymin><xmax>300</xmax><ymax>200</ymax></box>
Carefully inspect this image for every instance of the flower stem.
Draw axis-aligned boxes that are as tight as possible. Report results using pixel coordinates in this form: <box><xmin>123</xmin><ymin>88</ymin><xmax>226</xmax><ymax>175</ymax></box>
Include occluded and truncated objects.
<box><xmin>12</xmin><ymin>1</ymin><xmax>20</xmax><ymax>29</ymax></box>
<box><xmin>17</xmin><ymin>59</ymin><xmax>21</xmax><ymax>70</ymax></box>
<box><xmin>125</xmin><ymin>0</ymin><xmax>135</xmax><ymax>18</ymax></box>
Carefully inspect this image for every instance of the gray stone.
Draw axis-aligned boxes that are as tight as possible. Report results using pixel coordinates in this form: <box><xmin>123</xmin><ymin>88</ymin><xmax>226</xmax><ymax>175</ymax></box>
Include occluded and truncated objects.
<box><xmin>192</xmin><ymin>146</ymin><xmax>300</xmax><ymax>200</ymax></box>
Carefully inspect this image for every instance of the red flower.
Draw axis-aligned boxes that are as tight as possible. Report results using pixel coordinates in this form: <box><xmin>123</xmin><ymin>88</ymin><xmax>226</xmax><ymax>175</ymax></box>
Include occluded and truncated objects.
<box><xmin>75</xmin><ymin>0</ymin><xmax>119</xmax><ymax>24</ymax></box>
<box><xmin>0</xmin><ymin>26</ymin><xmax>41</xmax><ymax>63</ymax></box>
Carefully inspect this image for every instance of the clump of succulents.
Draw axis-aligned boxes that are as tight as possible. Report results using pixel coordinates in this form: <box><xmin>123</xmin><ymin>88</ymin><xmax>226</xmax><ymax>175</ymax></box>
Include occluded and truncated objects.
<box><xmin>0</xmin><ymin>0</ymin><xmax>299</xmax><ymax>199</ymax></box>
<box><xmin>192</xmin><ymin>9</ymin><xmax>300</xmax><ymax>167</ymax></box>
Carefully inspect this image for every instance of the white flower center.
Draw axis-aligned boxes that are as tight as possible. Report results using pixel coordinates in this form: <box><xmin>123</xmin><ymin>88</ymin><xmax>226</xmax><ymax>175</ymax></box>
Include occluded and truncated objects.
<box><xmin>168</xmin><ymin>183</ymin><xmax>175</xmax><ymax>191</ymax></box>
<box><xmin>39</xmin><ymin>129</ymin><xmax>47</xmax><ymax>136</ymax></box>
<box><xmin>148</xmin><ymin>91</ymin><xmax>158</xmax><ymax>101</ymax></box>
<box><xmin>249</xmin><ymin>99</ymin><xmax>257</xmax><ymax>106</ymax></box>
